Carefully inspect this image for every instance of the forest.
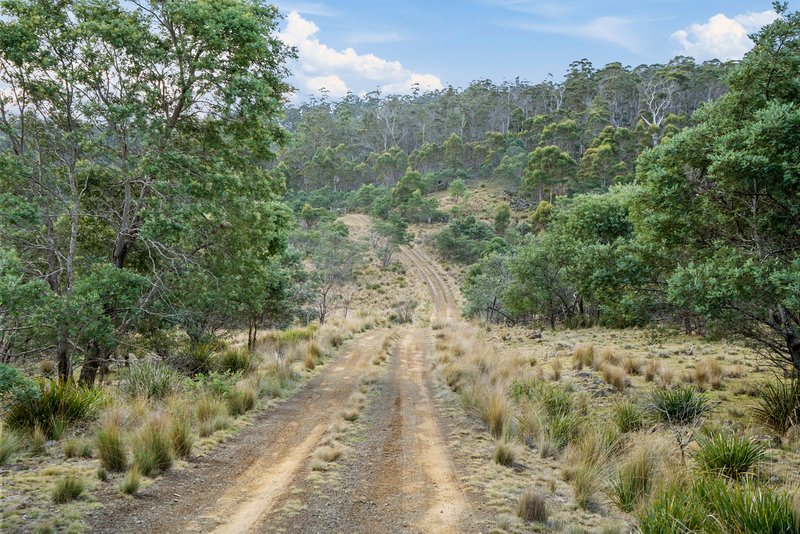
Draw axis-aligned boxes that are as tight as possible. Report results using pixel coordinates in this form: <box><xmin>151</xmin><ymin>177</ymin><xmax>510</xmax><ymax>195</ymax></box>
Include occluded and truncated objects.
<box><xmin>0</xmin><ymin>1</ymin><xmax>799</xmax><ymax>533</ymax></box>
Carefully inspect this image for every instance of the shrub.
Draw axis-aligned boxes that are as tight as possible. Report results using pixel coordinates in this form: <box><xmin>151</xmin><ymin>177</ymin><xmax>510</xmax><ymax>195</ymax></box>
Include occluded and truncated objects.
<box><xmin>517</xmin><ymin>490</ymin><xmax>547</xmax><ymax>523</ymax></box>
<box><xmin>0</xmin><ymin>363</ymin><xmax>39</xmax><ymax>412</ymax></box>
<box><xmin>227</xmin><ymin>387</ymin><xmax>256</xmax><ymax>416</ymax></box>
<box><xmin>217</xmin><ymin>348</ymin><xmax>255</xmax><ymax>374</ymax></box>
<box><xmin>63</xmin><ymin>438</ymin><xmax>93</xmax><ymax>459</ymax></box>
<box><xmin>96</xmin><ymin>422</ymin><xmax>127</xmax><ymax>472</ymax></box>
<box><xmin>6</xmin><ymin>379</ymin><xmax>103</xmax><ymax>438</ymax></box>
<box><xmin>494</xmin><ymin>440</ymin><xmax>516</xmax><ymax>467</ymax></box>
<box><xmin>52</xmin><ymin>473</ymin><xmax>84</xmax><ymax>503</ymax></box>
<box><xmin>170</xmin><ymin>418</ymin><xmax>194</xmax><ymax>459</ymax></box>
<box><xmin>118</xmin><ymin>361</ymin><xmax>180</xmax><ymax>400</ymax></box>
<box><xmin>752</xmin><ymin>378</ymin><xmax>800</xmax><ymax>435</ymax></box>
<box><xmin>120</xmin><ymin>467</ymin><xmax>141</xmax><ymax>495</ymax></box>
<box><xmin>645</xmin><ymin>385</ymin><xmax>711</xmax><ymax>425</ymax></box>
<box><xmin>611</xmin><ymin>444</ymin><xmax>660</xmax><ymax>512</ymax></box>
<box><xmin>183</xmin><ymin>343</ymin><xmax>217</xmax><ymax>374</ymax></box>
<box><xmin>613</xmin><ymin>400</ymin><xmax>644</xmax><ymax>433</ymax></box>
<box><xmin>0</xmin><ymin>425</ymin><xmax>22</xmax><ymax>465</ymax></box>
<box><xmin>133</xmin><ymin>419</ymin><xmax>172</xmax><ymax>476</ymax></box>
<box><xmin>692</xmin><ymin>433</ymin><xmax>766</xmax><ymax>479</ymax></box>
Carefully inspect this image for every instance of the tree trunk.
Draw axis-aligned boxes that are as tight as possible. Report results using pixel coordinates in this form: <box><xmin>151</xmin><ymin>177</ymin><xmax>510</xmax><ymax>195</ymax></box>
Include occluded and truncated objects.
<box><xmin>57</xmin><ymin>325</ymin><xmax>70</xmax><ymax>382</ymax></box>
<box><xmin>79</xmin><ymin>341</ymin><xmax>107</xmax><ymax>386</ymax></box>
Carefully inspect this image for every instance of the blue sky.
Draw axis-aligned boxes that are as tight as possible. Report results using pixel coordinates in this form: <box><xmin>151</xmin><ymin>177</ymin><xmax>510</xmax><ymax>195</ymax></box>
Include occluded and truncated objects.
<box><xmin>274</xmin><ymin>0</ymin><xmax>779</xmax><ymax>100</ymax></box>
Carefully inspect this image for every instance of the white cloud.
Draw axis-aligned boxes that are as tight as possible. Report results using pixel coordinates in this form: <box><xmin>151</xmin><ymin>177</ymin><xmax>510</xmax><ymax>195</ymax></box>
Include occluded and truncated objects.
<box><xmin>671</xmin><ymin>10</ymin><xmax>779</xmax><ymax>61</ymax></box>
<box><xmin>279</xmin><ymin>11</ymin><xmax>442</xmax><ymax>98</ymax></box>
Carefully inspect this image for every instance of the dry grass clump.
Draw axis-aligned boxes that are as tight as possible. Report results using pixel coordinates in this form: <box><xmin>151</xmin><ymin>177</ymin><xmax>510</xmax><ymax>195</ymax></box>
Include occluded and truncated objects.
<box><xmin>550</xmin><ymin>357</ymin><xmax>562</xmax><ymax>381</ymax></box>
<box><xmin>314</xmin><ymin>444</ymin><xmax>343</xmax><ymax>463</ymax></box>
<box><xmin>461</xmin><ymin>382</ymin><xmax>511</xmax><ymax>439</ymax></box>
<box><xmin>195</xmin><ymin>395</ymin><xmax>231</xmax><ymax>437</ymax></box>
<box><xmin>572</xmin><ymin>343</ymin><xmax>596</xmax><ymax>370</ymax></box>
<box><xmin>622</xmin><ymin>357</ymin><xmax>642</xmax><ymax>375</ymax></box>
<box><xmin>339</xmin><ymin>406</ymin><xmax>360</xmax><ymax>422</ymax></box>
<box><xmin>303</xmin><ymin>341</ymin><xmax>325</xmax><ymax>370</ymax></box>
<box><xmin>597</xmin><ymin>346</ymin><xmax>619</xmax><ymax>368</ymax></box>
<box><xmin>602</xmin><ymin>364</ymin><xmax>629</xmax><ymax>391</ymax></box>
<box><xmin>0</xmin><ymin>425</ymin><xmax>23</xmax><ymax>466</ymax></box>
<box><xmin>170</xmin><ymin>417</ymin><xmax>194</xmax><ymax>459</ymax></box>
<box><xmin>494</xmin><ymin>440</ymin><xmax>517</xmax><ymax>467</ymax></box>
<box><xmin>517</xmin><ymin>490</ymin><xmax>548</xmax><ymax>523</ymax></box>
<box><xmin>643</xmin><ymin>361</ymin><xmax>661</xmax><ymax>382</ymax></box>
<box><xmin>693</xmin><ymin>359</ymin><xmax>724</xmax><ymax>390</ymax></box>
<box><xmin>227</xmin><ymin>385</ymin><xmax>256</xmax><ymax>416</ymax></box>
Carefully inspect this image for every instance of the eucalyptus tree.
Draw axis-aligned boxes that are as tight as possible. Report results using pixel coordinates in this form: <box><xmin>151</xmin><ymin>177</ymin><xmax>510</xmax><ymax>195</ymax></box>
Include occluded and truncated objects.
<box><xmin>0</xmin><ymin>0</ymin><xmax>294</xmax><ymax>382</ymax></box>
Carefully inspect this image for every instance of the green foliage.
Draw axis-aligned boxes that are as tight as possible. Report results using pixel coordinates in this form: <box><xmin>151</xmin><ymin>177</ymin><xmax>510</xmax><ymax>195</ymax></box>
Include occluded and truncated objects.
<box><xmin>644</xmin><ymin>385</ymin><xmax>712</xmax><ymax>426</ymax></box>
<box><xmin>523</xmin><ymin>146</ymin><xmax>577</xmax><ymax>202</ymax></box>
<box><xmin>692</xmin><ymin>433</ymin><xmax>766</xmax><ymax>479</ymax></box>
<box><xmin>186</xmin><ymin>371</ymin><xmax>242</xmax><ymax>399</ymax></box>
<box><xmin>435</xmin><ymin>216</ymin><xmax>495</xmax><ymax>263</ymax></box>
<box><xmin>52</xmin><ymin>474</ymin><xmax>84</xmax><ymax>504</ymax></box>
<box><xmin>638</xmin><ymin>482</ymin><xmax>707</xmax><ymax>533</ymax></box>
<box><xmin>118</xmin><ymin>362</ymin><xmax>180</xmax><ymax>400</ymax></box>
<box><xmin>493</xmin><ymin>204</ymin><xmax>511</xmax><ymax>235</ymax></box>
<box><xmin>753</xmin><ymin>378</ymin><xmax>800</xmax><ymax>435</ymax></box>
<box><xmin>611</xmin><ymin>446</ymin><xmax>659</xmax><ymax>512</ymax></box>
<box><xmin>6</xmin><ymin>380</ymin><xmax>104</xmax><ymax>438</ymax></box>
<box><xmin>0</xmin><ymin>363</ymin><xmax>38</xmax><ymax>413</ymax></box>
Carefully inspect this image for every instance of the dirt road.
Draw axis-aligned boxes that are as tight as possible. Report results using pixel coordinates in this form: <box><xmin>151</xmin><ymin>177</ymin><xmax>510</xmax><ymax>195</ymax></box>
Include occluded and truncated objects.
<box><xmin>89</xmin><ymin>217</ymin><xmax>478</xmax><ymax>533</ymax></box>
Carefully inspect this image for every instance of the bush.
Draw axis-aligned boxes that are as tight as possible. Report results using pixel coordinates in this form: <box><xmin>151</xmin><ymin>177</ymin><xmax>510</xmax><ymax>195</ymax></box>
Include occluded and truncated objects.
<box><xmin>217</xmin><ymin>348</ymin><xmax>255</xmax><ymax>374</ymax></box>
<box><xmin>0</xmin><ymin>363</ymin><xmax>39</xmax><ymax>412</ymax></box>
<box><xmin>63</xmin><ymin>438</ymin><xmax>93</xmax><ymax>459</ymax></box>
<box><xmin>52</xmin><ymin>473</ymin><xmax>84</xmax><ymax>503</ymax></box>
<box><xmin>752</xmin><ymin>378</ymin><xmax>800</xmax><ymax>435</ymax></box>
<box><xmin>611</xmin><ymin>444</ymin><xmax>660</xmax><ymax>512</ymax></box>
<box><xmin>133</xmin><ymin>419</ymin><xmax>172</xmax><ymax>476</ymax></box>
<box><xmin>0</xmin><ymin>425</ymin><xmax>22</xmax><ymax>465</ymax></box>
<box><xmin>183</xmin><ymin>343</ymin><xmax>216</xmax><ymax>374</ymax></box>
<box><xmin>118</xmin><ymin>361</ymin><xmax>180</xmax><ymax>400</ymax></box>
<box><xmin>435</xmin><ymin>216</ymin><xmax>496</xmax><ymax>263</ymax></box>
<box><xmin>645</xmin><ymin>385</ymin><xmax>711</xmax><ymax>425</ymax></box>
<box><xmin>692</xmin><ymin>433</ymin><xmax>766</xmax><ymax>479</ymax></box>
<box><xmin>494</xmin><ymin>440</ymin><xmax>516</xmax><ymax>467</ymax></box>
<box><xmin>120</xmin><ymin>467</ymin><xmax>141</xmax><ymax>495</ymax></box>
<box><xmin>613</xmin><ymin>400</ymin><xmax>644</xmax><ymax>433</ymax></box>
<box><xmin>96</xmin><ymin>422</ymin><xmax>127</xmax><ymax>472</ymax></box>
<box><xmin>517</xmin><ymin>490</ymin><xmax>547</xmax><ymax>523</ymax></box>
<box><xmin>6</xmin><ymin>379</ymin><xmax>104</xmax><ymax>438</ymax></box>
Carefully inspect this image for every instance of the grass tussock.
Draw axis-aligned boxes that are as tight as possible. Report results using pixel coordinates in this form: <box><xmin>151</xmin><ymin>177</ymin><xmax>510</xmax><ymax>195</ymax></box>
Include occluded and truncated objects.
<box><xmin>119</xmin><ymin>361</ymin><xmax>180</xmax><ymax>400</ymax></box>
<box><xmin>601</xmin><ymin>364</ymin><xmax>629</xmax><ymax>391</ymax></box>
<box><xmin>572</xmin><ymin>343</ymin><xmax>596</xmax><ymax>370</ymax></box>
<box><xmin>6</xmin><ymin>379</ymin><xmax>103</xmax><ymax>438</ymax></box>
<box><xmin>227</xmin><ymin>386</ymin><xmax>256</xmax><ymax>416</ymax></box>
<box><xmin>494</xmin><ymin>440</ymin><xmax>517</xmax><ymax>467</ymax></box>
<box><xmin>550</xmin><ymin>357</ymin><xmax>562</xmax><ymax>381</ymax></box>
<box><xmin>132</xmin><ymin>418</ymin><xmax>172</xmax><ymax>477</ymax></box>
<box><xmin>217</xmin><ymin>347</ymin><xmax>256</xmax><ymax>374</ymax></box>
<box><xmin>30</xmin><ymin>424</ymin><xmax>47</xmax><ymax>455</ymax></box>
<box><xmin>96</xmin><ymin>421</ymin><xmax>127</xmax><ymax>472</ymax></box>
<box><xmin>645</xmin><ymin>385</ymin><xmax>712</xmax><ymax>425</ymax></box>
<box><xmin>63</xmin><ymin>438</ymin><xmax>93</xmax><ymax>459</ymax></box>
<box><xmin>752</xmin><ymin>378</ymin><xmax>800</xmax><ymax>435</ymax></box>
<box><xmin>692</xmin><ymin>433</ymin><xmax>766</xmax><ymax>479</ymax></box>
<box><xmin>314</xmin><ymin>445</ymin><xmax>343</xmax><ymax>463</ymax></box>
<box><xmin>611</xmin><ymin>441</ymin><xmax>663</xmax><ymax>512</ymax></box>
<box><xmin>120</xmin><ymin>467</ymin><xmax>141</xmax><ymax>495</ymax></box>
<box><xmin>170</xmin><ymin>417</ymin><xmax>194</xmax><ymax>459</ymax></box>
<box><xmin>0</xmin><ymin>425</ymin><xmax>23</xmax><ymax>465</ymax></box>
<box><xmin>461</xmin><ymin>382</ymin><xmax>511</xmax><ymax>439</ymax></box>
<box><xmin>52</xmin><ymin>473</ymin><xmax>84</xmax><ymax>503</ymax></box>
<box><xmin>517</xmin><ymin>490</ymin><xmax>548</xmax><ymax>523</ymax></box>
<box><xmin>613</xmin><ymin>400</ymin><xmax>645</xmax><ymax>434</ymax></box>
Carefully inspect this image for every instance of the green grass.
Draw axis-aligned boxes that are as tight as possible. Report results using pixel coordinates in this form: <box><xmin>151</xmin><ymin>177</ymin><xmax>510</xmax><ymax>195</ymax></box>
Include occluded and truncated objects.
<box><xmin>96</xmin><ymin>422</ymin><xmax>127</xmax><ymax>472</ymax></box>
<box><xmin>170</xmin><ymin>418</ymin><xmax>194</xmax><ymax>459</ymax></box>
<box><xmin>63</xmin><ymin>438</ymin><xmax>93</xmax><ymax>459</ymax></box>
<box><xmin>0</xmin><ymin>425</ymin><xmax>23</xmax><ymax>465</ymax></box>
<box><xmin>52</xmin><ymin>474</ymin><xmax>84</xmax><ymax>503</ymax></box>
<box><xmin>613</xmin><ymin>400</ymin><xmax>644</xmax><ymax>433</ymax></box>
<box><xmin>494</xmin><ymin>440</ymin><xmax>516</xmax><ymax>467</ymax></box>
<box><xmin>752</xmin><ymin>378</ymin><xmax>800</xmax><ymax>435</ymax></box>
<box><xmin>133</xmin><ymin>420</ymin><xmax>172</xmax><ymax>476</ymax></box>
<box><xmin>645</xmin><ymin>385</ymin><xmax>711</xmax><ymax>425</ymax></box>
<box><xmin>227</xmin><ymin>387</ymin><xmax>256</xmax><ymax>416</ymax></box>
<box><xmin>118</xmin><ymin>361</ymin><xmax>180</xmax><ymax>400</ymax></box>
<box><xmin>611</xmin><ymin>445</ymin><xmax>660</xmax><ymax>512</ymax></box>
<box><xmin>217</xmin><ymin>348</ymin><xmax>255</xmax><ymax>374</ymax></box>
<box><xmin>6</xmin><ymin>379</ymin><xmax>104</xmax><ymax>438</ymax></box>
<box><xmin>120</xmin><ymin>467</ymin><xmax>141</xmax><ymax>495</ymax></box>
<box><xmin>692</xmin><ymin>433</ymin><xmax>766</xmax><ymax>480</ymax></box>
